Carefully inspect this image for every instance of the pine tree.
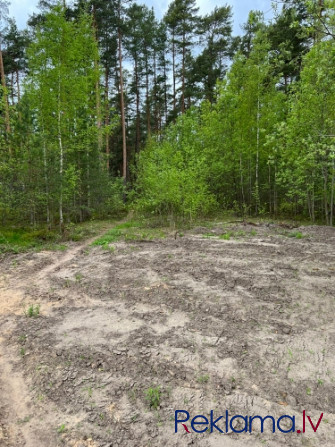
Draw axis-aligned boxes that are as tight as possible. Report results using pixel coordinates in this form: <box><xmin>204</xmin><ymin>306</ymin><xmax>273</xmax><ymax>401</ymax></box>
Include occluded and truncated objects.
<box><xmin>193</xmin><ymin>6</ymin><xmax>232</xmax><ymax>103</ymax></box>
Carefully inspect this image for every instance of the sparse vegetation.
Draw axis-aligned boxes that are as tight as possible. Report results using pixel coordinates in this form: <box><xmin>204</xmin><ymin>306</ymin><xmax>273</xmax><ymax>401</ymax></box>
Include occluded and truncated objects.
<box><xmin>57</xmin><ymin>424</ymin><xmax>66</xmax><ymax>434</ymax></box>
<box><xmin>197</xmin><ymin>374</ymin><xmax>210</xmax><ymax>384</ymax></box>
<box><xmin>145</xmin><ymin>386</ymin><xmax>161</xmax><ymax>410</ymax></box>
<box><xmin>24</xmin><ymin>304</ymin><xmax>40</xmax><ymax>318</ymax></box>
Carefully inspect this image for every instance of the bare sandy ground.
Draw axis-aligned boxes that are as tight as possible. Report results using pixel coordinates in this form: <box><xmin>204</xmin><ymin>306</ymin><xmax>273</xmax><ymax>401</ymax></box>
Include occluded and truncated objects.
<box><xmin>0</xmin><ymin>222</ymin><xmax>334</xmax><ymax>447</ymax></box>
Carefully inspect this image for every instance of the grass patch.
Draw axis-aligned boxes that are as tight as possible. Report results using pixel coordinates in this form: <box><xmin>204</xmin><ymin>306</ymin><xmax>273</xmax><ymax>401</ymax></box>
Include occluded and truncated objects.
<box><xmin>24</xmin><ymin>304</ymin><xmax>40</xmax><ymax>318</ymax></box>
<box><xmin>93</xmin><ymin>220</ymin><xmax>168</xmax><ymax>248</ymax></box>
<box><xmin>197</xmin><ymin>374</ymin><xmax>210</xmax><ymax>384</ymax></box>
<box><xmin>219</xmin><ymin>232</ymin><xmax>232</xmax><ymax>240</ymax></box>
<box><xmin>0</xmin><ymin>219</ymin><xmax>118</xmax><ymax>254</ymax></box>
<box><xmin>287</xmin><ymin>231</ymin><xmax>305</xmax><ymax>239</ymax></box>
<box><xmin>144</xmin><ymin>386</ymin><xmax>161</xmax><ymax>410</ymax></box>
<box><xmin>0</xmin><ymin>228</ymin><xmax>58</xmax><ymax>253</ymax></box>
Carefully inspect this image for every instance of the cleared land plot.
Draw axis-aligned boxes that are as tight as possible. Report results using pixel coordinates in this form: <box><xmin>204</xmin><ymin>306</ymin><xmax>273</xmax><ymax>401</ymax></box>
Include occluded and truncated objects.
<box><xmin>0</xmin><ymin>222</ymin><xmax>334</xmax><ymax>447</ymax></box>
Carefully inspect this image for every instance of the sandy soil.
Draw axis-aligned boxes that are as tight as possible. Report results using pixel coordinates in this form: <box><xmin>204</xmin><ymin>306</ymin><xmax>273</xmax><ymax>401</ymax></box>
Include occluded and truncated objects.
<box><xmin>0</xmin><ymin>222</ymin><xmax>334</xmax><ymax>447</ymax></box>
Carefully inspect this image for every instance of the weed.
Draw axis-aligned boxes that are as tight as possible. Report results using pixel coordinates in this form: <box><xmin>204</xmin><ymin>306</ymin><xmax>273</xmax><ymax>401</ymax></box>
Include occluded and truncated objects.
<box><xmin>306</xmin><ymin>387</ymin><xmax>312</xmax><ymax>396</ymax></box>
<box><xmin>83</xmin><ymin>386</ymin><xmax>93</xmax><ymax>398</ymax></box>
<box><xmin>75</xmin><ymin>273</ymin><xmax>83</xmax><ymax>282</ymax></box>
<box><xmin>24</xmin><ymin>304</ymin><xmax>40</xmax><ymax>318</ymax></box>
<box><xmin>57</xmin><ymin>424</ymin><xmax>66</xmax><ymax>434</ymax></box>
<box><xmin>145</xmin><ymin>386</ymin><xmax>161</xmax><ymax>410</ymax></box>
<box><xmin>93</xmin><ymin>228</ymin><xmax>123</xmax><ymax>246</ymax></box>
<box><xmin>250</xmin><ymin>229</ymin><xmax>257</xmax><ymax>236</ymax></box>
<box><xmin>131</xmin><ymin>413</ymin><xmax>139</xmax><ymax>423</ymax></box>
<box><xmin>20</xmin><ymin>347</ymin><xmax>25</xmax><ymax>357</ymax></box>
<box><xmin>287</xmin><ymin>231</ymin><xmax>304</xmax><ymax>239</ymax></box>
<box><xmin>288</xmin><ymin>348</ymin><xmax>293</xmax><ymax>358</ymax></box>
<box><xmin>18</xmin><ymin>334</ymin><xmax>27</xmax><ymax>343</ymax></box>
<box><xmin>317</xmin><ymin>379</ymin><xmax>324</xmax><ymax>386</ymax></box>
<box><xmin>197</xmin><ymin>374</ymin><xmax>209</xmax><ymax>384</ymax></box>
<box><xmin>220</xmin><ymin>232</ymin><xmax>231</xmax><ymax>240</ymax></box>
<box><xmin>17</xmin><ymin>416</ymin><xmax>31</xmax><ymax>424</ymax></box>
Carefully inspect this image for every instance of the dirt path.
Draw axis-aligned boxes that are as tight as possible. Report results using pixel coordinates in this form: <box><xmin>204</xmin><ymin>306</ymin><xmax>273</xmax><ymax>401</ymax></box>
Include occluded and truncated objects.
<box><xmin>0</xmin><ymin>222</ymin><xmax>335</xmax><ymax>447</ymax></box>
<box><xmin>0</xmin><ymin>227</ymin><xmax>119</xmax><ymax>447</ymax></box>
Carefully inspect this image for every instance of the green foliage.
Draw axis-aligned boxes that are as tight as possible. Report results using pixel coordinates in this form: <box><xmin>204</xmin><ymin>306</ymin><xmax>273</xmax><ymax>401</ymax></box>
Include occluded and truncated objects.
<box><xmin>24</xmin><ymin>304</ymin><xmax>40</xmax><ymax>318</ymax></box>
<box><xmin>134</xmin><ymin>110</ymin><xmax>218</xmax><ymax>221</ymax></box>
<box><xmin>57</xmin><ymin>424</ymin><xmax>66</xmax><ymax>434</ymax></box>
<box><xmin>93</xmin><ymin>220</ymin><xmax>168</xmax><ymax>247</ymax></box>
<box><xmin>220</xmin><ymin>232</ymin><xmax>231</xmax><ymax>240</ymax></box>
<box><xmin>0</xmin><ymin>6</ymin><xmax>124</xmax><ymax>227</ymax></box>
<box><xmin>197</xmin><ymin>374</ymin><xmax>210</xmax><ymax>384</ymax></box>
<box><xmin>0</xmin><ymin>228</ymin><xmax>58</xmax><ymax>253</ymax></box>
<box><xmin>144</xmin><ymin>386</ymin><xmax>161</xmax><ymax>410</ymax></box>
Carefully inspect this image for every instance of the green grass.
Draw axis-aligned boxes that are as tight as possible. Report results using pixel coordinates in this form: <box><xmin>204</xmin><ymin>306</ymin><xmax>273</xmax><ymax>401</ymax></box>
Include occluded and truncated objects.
<box><xmin>0</xmin><ymin>219</ymin><xmax>118</xmax><ymax>254</ymax></box>
<box><xmin>57</xmin><ymin>424</ymin><xmax>66</xmax><ymax>434</ymax></box>
<box><xmin>0</xmin><ymin>228</ymin><xmax>58</xmax><ymax>253</ymax></box>
<box><xmin>219</xmin><ymin>232</ymin><xmax>232</xmax><ymax>240</ymax></box>
<box><xmin>197</xmin><ymin>374</ymin><xmax>210</xmax><ymax>384</ymax></box>
<box><xmin>287</xmin><ymin>231</ymin><xmax>305</xmax><ymax>239</ymax></box>
<box><xmin>144</xmin><ymin>386</ymin><xmax>161</xmax><ymax>410</ymax></box>
<box><xmin>24</xmin><ymin>304</ymin><xmax>40</xmax><ymax>318</ymax></box>
<box><xmin>93</xmin><ymin>220</ymin><xmax>168</xmax><ymax>247</ymax></box>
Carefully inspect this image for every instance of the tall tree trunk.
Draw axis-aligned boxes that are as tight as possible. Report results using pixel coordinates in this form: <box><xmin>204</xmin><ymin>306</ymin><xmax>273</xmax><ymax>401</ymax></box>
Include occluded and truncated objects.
<box><xmin>118</xmin><ymin>28</ymin><xmax>127</xmax><ymax>183</ymax></box>
<box><xmin>105</xmin><ymin>66</ymin><xmax>110</xmax><ymax>170</ymax></box>
<box><xmin>181</xmin><ymin>33</ymin><xmax>185</xmax><ymax>114</ymax></box>
<box><xmin>10</xmin><ymin>72</ymin><xmax>14</xmax><ymax>105</ymax></box>
<box><xmin>92</xmin><ymin>4</ymin><xmax>102</xmax><ymax>153</ymax></box>
<box><xmin>95</xmin><ymin>63</ymin><xmax>102</xmax><ymax>152</ymax></box>
<box><xmin>58</xmin><ymin>75</ymin><xmax>64</xmax><ymax>228</ymax></box>
<box><xmin>172</xmin><ymin>30</ymin><xmax>176</xmax><ymax>114</ymax></box>
<box><xmin>0</xmin><ymin>42</ymin><xmax>11</xmax><ymax>143</ymax></box>
<box><xmin>153</xmin><ymin>49</ymin><xmax>159</xmax><ymax>132</ymax></box>
<box><xmin>135</xmin><ymin>56</ymin><xmax>140</xmax><ymax>153</ymax></box>
<box><xmin>16</xmin><ymin>69</ymin><xmax>21</xmax><ymax>103</ymax></box>
<box><xmin>323</xmin><ymin>165</ymin><xmax>329</xmax><ymax>225</ymax></box>
<box><xmin>255</xmin><ymin>96</ymin><xmax>260</xmax><ymax>214</ymax></box>
<box><xmin>240</xmin><ymin>152</ymin><xmax>245</xmax><ymax>210</ymax></box>
<box><xmin>163</xmin><ymin>56</ymin><xmax>168</xmax><ymax>126</ymax></box>
<box><xmin>145</xmin><ymin>56</ymin><xmax>151</xmax><ymax>137</ymax></box>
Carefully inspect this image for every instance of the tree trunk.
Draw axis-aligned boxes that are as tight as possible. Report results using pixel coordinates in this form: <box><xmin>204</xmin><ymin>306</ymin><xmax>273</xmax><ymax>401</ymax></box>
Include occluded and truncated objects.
<box><xmin>323</xmin><ymin>165</ymin><xmax>329</xmax><ymax>225</ymax></box>
<box><xmin>181</xmin><ymin>32</ymin><xmax>185</xmax><ymax>114</ymax></box>
<box><xmin>163</xmin><ymin>55</ymin><xmax>168</xmax><ymax>125</ymax></box>
<box><xmin>135</xmin><ymin>56</ymin><xmax>140</xmax><ymax>153</ymax></box>
<box><xmin>0</xmin><ymin>42</ymin><xmax>11</xmax><ymax>142</ymax></box>
<box><xmin>16</xmin><ymin>68</ymin><xmax>20</xmax><ymax>102</ymax></box>
<box><xmin>58</xmin><ymin>75</ymin><xmax>64</xmax><ymax>228</ymax></box>
<box><xmin>105</xmin><ymin>66</ymin><xmax>110</xmax><ymax>170</ymax></box>
<box><xmin>145</xmin><ymin>56</ymin><xmax>151</xmax><ymax>136</ymax></box>
<box><xmin>172</xmin><ymin>30</ymin><xmax>176</xmax><ymax>114</ymax></box>
<box><xmin>255</xmin><ymin>96</ymin><xmax>260</xmax><ymax>214</ymax></box>
<box><xmin>118</xmin><ymin>28</ymin><xmax>127</xmax><ymax>183</ymax></box>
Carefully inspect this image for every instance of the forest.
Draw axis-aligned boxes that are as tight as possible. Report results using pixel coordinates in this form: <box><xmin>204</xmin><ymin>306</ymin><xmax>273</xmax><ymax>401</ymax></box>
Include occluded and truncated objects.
<box><xmin>0</xmin><ymin>0</ymin><xmax>334</xmax><ymax>228</ymax></box>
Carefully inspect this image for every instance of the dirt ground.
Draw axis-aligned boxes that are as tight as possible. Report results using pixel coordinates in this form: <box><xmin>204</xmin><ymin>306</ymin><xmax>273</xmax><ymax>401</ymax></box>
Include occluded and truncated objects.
<box><xmin>0</xmin><ymin>221</ymin><xmax>334</xmax><ymax>447</ymax></box>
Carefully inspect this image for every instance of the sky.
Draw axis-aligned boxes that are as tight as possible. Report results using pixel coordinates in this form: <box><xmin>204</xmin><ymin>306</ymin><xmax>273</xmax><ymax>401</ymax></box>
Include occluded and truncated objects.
<box><xmin>9</xmin><ymin>0</ymin><xmax>274</xmax><ymax>34</ymax></box>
